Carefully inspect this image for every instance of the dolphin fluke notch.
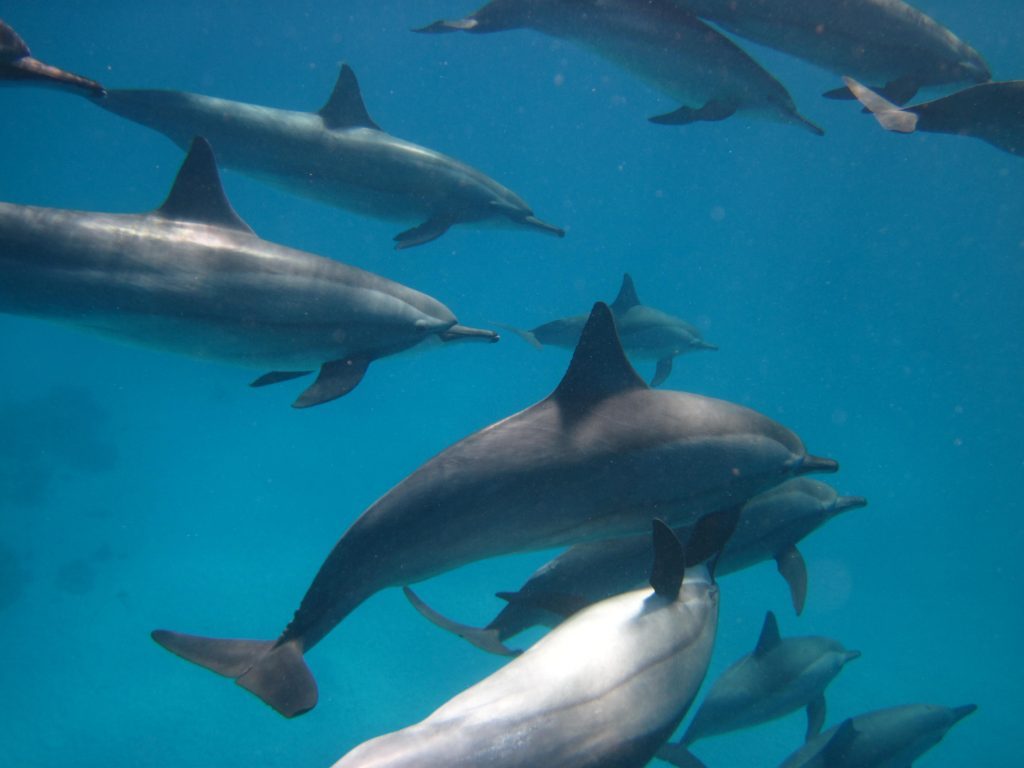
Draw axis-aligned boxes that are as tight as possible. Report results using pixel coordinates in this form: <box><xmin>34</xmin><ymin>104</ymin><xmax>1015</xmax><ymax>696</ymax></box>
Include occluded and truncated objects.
<box><xmin>843</xmin><ymin>77</ymin><xmax>920</xmax><ymax>133</ymax></box>
<box><xmin>319</xmin><ymin>65</ymin><xmax>381</xmax><ymax>131</ymax></box>
<box><xmin>402</xmin><ymin>587</ymin><xmax>520</xmax><ymax>657</ymax></box>
<box><xmin>0</xmin><ymin>19</ymin><xmax>105</xmax><ymax>95</ymax></box>
<box><xmin>151</xmin><ymin>630</ymin><xmax>317</xmax><ymax>718</ymax></box>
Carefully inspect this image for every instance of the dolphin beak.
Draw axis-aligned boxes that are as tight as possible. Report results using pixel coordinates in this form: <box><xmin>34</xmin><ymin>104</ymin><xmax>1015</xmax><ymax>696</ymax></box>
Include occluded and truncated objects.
<box><xmin>794</xmin><ymin>455</ymin><xmax>839</xmax><ymax>476</ymax></box>
<box><xmin>844</xmin><ymin>650</ymin><xmax>862</xmax><ymax>663</ymax></box>
<box><xmin>439</xmin><ymin>324</ymin><xmax>500</xmax><ymax>344</ymax></box>
<box><xmin>834</xmin><ymin>495</ymin><xmax>868</xmax><ymax>512</ymax></box>
<box><xmin>521</xmin><ymin>215</ymin><xmax>565</xmax><ymax>239</ymax></box>
<box><xmin>952</xmin><ymin>704</ymin><xmax>978</xmax><ymax>723</ymax></box>
<box><xmin>692</xmin><ymin>340</ymin><xmax>718</xmax><ymax>351</ymax></box>
<box><xmin>10</xmin><ymin>56</ymin><xmax>106</xmax><ymax>95</ymax></box>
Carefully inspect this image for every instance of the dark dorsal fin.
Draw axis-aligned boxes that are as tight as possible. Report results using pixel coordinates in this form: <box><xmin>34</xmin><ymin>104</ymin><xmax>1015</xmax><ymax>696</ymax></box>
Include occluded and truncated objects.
<box><xmin>551</xmin><ymin>302</ymin><xmax>647</xmax><ymax>405</ymax></box>
<box><xmin>1</xmin><ymin>20</ymin><xmax>31</xmax><ymax>59</ymax></box>
<box><xmin>610</xmin><ymin>273</ymin><xmax>641</xmax><ymax>313</ymax></box>
<box><xmin>754</xmin><ymin>611</ymin><xmax>782</xmax><ymax>657</ymax></box>
<box><xmin>822</xmin><ymin>719</ymin><xmax>859</xmax><ymax>765</ymax></box>
<box><xmin>155</xmin><ymin>137</ymin><xmax>253</xmax><ymax>233</ymax></box>
<box><xmin>650</xmin><ymin>519</ymin><xmax>686</xmax><ymax>600</ymax></box>
<box><xmin>319</xmin><ymin>65</ymin><xmax>380</xmax><ymax>130</ymax></box>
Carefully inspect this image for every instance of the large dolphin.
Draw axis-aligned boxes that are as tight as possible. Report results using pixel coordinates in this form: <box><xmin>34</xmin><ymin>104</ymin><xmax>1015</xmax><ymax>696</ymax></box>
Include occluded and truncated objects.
<box><xmin>775</xmin><ymin>703</ymin><xmax>977</xmax><ymax>768</ymax></box>
<box><xmin>845</xmin><ymin>77</ymin><xmax>1024</xmax><ymax>158</ymax></box>
<box><xmin>0</xmin><ymin>21</ymin><xmax>563</xmax><ymax>249</ymax></box>
<box><xmin>0</xmin><ymin>18</ymin><xmax>104</xmax><ymax>94</ymax></box>
<box><xmin>659</xmin><ymin>611</ymin><xmax>861</xmax><ymax>768</ymax></box>
<box><xmin>0</xmin><ymin>137</ymin><xmax>497</xmax><ymax>408</ymax></box>
<box><xmin>404</xmin><ymin>478</ymin><xmax>863</xmax><ymax>656</ymax></box>
<box><xmin>331</xmin><ymin>521</ymin><xmax>720</xmax><ymax>768</ymax></box>
<box><xmin>668</xmin><ymin>0</ymin><xmax>990</xmax><ymax>104</ymax></box>
<box><xmin>152</xmin><ymin>302</ymin><xmax>837</xmax><ymax>717</ymax></box>
<box><xmin>416</xmin><ymin>0</ymin><xmax>823</xmax><ymax>134</ymax></box>
<box><xmin>500</xmin><ymin>273</ymin><xmax>717</xmax><ymax>387</ymax></box>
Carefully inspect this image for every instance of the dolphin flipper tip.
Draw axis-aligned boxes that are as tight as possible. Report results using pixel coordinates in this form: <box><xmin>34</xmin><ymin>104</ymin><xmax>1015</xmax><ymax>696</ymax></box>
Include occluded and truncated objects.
<box><xmin>403</xmin><ymin>587</ymin><xmax>520</xmax><ymax>657</ymax></box>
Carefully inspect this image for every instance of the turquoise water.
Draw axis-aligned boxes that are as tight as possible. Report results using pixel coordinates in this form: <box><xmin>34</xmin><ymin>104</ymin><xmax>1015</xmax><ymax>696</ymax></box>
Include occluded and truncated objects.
<box><xmin>1</xmin><ymin>1</ymin><xmax>1020</xmax><ymax>765</ymax></box>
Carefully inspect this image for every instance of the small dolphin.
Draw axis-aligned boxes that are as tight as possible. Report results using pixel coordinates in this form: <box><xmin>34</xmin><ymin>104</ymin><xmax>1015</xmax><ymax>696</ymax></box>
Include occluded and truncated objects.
<box><xmin>659</xmin><ymin>611</ymin><xmax>861</xmax><ymax>768</ymax></box>
<box><xmin>501</xmin><ymin>273</ymin><xmax>717</xmax><ymax>386</ymax></box>
<box><xmin>0</xmin><ymin>137</ymin><xmax>497</xmax><ymax>408</ymax></box>
<box><xmin>417</xmin><ymin>0</ymin><xmax>823</xmax><ymax>134</ymax></box>
<box><xmin>332</xmin><ymin>521</ymin><xmax>721</xmax><ymax>768</ymax></box>
<box><xmin>151</xmin><ymin>302</ymin><xmax>836</xmax><ymax>717</ymax></box>
<box><xmin>845</xmin><ymin>77</ymin><xmax>1024</xmax><ymax>158</ymax></box>
<box><xmin>404</xmin><ymin>478</ymin><xmax>862</xmax><ymax>656</ymax></box>
<box><xmin>775</xmin><ymin>703</ymin><xmax>977</xmax><ymax>768</ymax></box>
<box><xmin>669</xmin><ymin>1</ymin><xmax>989</xmax><ymax>104</ymax></box>
<box><xmin>0</xmin><ymin>18</ymin><xmax>104</xmax><ymax>94</ymax></box>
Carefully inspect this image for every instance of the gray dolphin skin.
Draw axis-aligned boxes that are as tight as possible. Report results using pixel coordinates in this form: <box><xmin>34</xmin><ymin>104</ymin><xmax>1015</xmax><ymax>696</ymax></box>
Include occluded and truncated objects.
<box><xmin>416</xmin><ymin>0</ymin><xmax>823</xmax><ymax>134</ymax></box>
<box><xmin>501</xmin><ymin>273</ymin><xmax>717</xmax><ymax>386</ymax></box>
<box><xmin>0</xmin><ymin>19</ymin><xmax>104</xmax><ymax>94</ymax></box>
<box><xmin>331</xmin><ymin>521</ymin><xmax>720</xmax><ymax>768</ymax></box>
<box><xmin>845</xmin><ymin>77</ymin><xmax>1024</xmax><ymax>158</ymax></box>
<box><xmin>404</xmin><ymin>478</ymin><xmax>863</xmax><ymax>656</ymax></box>
<box><xmin>0</xmin><ymin>136</ymin><xmax>497</xmax><ymax>408</ymax></box>
<box><xmin>668</xmin><ymin>1</ymin><xmax>990</xmax><ymax>104</ymax></box>
<box><xmin>775</xmin><ymin>702</ymin><xmax>977</xmax><ymax>768</ymax></box>
<box><xmin>659</xmin><ymin>611</ymin><xmax>861</xmax><ymax>768</ymax></box>
<box><xmin>151</xmin><ymin>302</ymin><xmax>836</xmax><ymax>717</ymax></box>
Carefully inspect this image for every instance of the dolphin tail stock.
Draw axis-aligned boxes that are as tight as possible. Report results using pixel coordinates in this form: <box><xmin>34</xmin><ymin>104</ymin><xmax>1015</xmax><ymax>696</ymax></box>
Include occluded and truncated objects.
<box><xmin>402</xmin><ymin>587</ymin><xmax>521</xmax><ymax>657</ymax></box>
<box><xmin>0</xmin><ymin>20</ymin><xmax>106</xmax><ymax>95</ymax></box>
<box><xmin>438</xmin><ymin>324</ymin><xmax>500</xmax><ymax>344</ymax></box>
<box><xmin>489</xmin><ymin>322</ymin><xmax>542</xmax><ymax>349</ymax></box>
<box><xmin>842</xmin><ymin>77</ymin><xmax>920</xmax><ymax>133</ymax></box>
<box><xmin>150</xmin><ymin>630</ymin><xmax>317</xmax><ymax>718</ymax></box>
<box><xmin>656</xmin><ymin>742</ymin><xmax>708</xmax><ymax>768</ymax></box>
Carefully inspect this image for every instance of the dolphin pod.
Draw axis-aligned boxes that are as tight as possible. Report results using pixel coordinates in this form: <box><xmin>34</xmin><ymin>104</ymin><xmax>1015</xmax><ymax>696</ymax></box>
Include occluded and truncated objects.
<box><xmin>152</xmin><ymin>302</ymin><xmax>836</xmax><ymax>717</ymax></box>
<box><xmin>417</xmin><ymin>0</ymin><xmax>823</xmax><ymax>134</ymax></box>
<box><xmin>331</xmin><ymin>521</ymin><xmax>721</xmax><ymax>768</ymax></box>
<box><xmin>0</xmin><ymin>137</ymin><xmax>497</xmax><ymax>408</ymax></box>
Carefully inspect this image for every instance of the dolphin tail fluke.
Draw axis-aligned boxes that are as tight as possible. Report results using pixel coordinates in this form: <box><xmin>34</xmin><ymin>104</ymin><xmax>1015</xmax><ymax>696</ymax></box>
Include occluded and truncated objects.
<box><xmin>393</xmin><ymin>217</ymin><xmax>453</xmax><ymax>249</ymax></box>
<box><xmin>292</xmin><ymin>356</ymin><xmax>371</xmax><ymax>408</ymax></box>
<box><xmin>842</xmin><ymin>77</ymin><xmax>919</xmax><ymax>133</ymax></box>
<box><xmin>402</xmin><ymin>587</ymin><xmax>520</xmax><ymax>657</ymax></box>
<box><xmin>0</xmin><ymin>20</ymin><xmax>105</xmax><ymax>95</ymax></box>
<box><xmin>656</xmin><ymin>743</ymin><xmax>708</xmax><ymax>768</ymax></box>
<box><xmin>491</xmin><ymin>322</ymin><xmax>543</xmax><ymax>349</ymax></box>
<box><xmin>776</xmin><ymin>543</ymin><xmax>808</xmax><ymax>615</ymax></box>
<box><xmin>649</xmin><ymin>100</ymin><xmax>736</xmax><ymax>126</ymax></box>
<box><xmin>151</xmin><ymin>630</ymin><xmax>317</xmax><ymax>718</ymax></box>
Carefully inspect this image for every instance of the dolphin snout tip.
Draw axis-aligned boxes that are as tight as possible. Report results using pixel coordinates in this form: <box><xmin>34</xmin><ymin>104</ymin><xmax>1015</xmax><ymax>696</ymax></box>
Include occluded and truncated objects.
<box><xmin>795</xmin><ymin>454</ymin><xmax>839</xmax><ymax>475</ymax></box>
<box><xmin>835</xmin><ymin>495</ymin><xmax>868</xmax><ymax>512</ymax></box>
<box><xmin>522</xmin><ymin>215</ymin><xmax>565</xmax><ymax>239</ymax></box>
<box><xmin>953</xmin><ymin>704</ymin><xmax>978</xmax><ymax>723</ymax></box>
<box><xmin>844</xmin><ymin>649</ymin><xmax>863</xmax><ymax>663</ymax></box>
<box><xmin>694</xmin><ymin>340</ymin><xmax>718</xmax><ymax>351</ymax></box>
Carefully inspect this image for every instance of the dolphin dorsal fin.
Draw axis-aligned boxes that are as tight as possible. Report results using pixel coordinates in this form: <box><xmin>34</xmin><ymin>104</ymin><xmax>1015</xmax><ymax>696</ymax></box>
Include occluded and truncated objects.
<box><xmin>551</xmin><ymin>302</ymin><xmax>646</xmax><ymax>405</ymax></box>
<box><xmin>754</xmin><ymin>611</ymin><xmax>782</xmax><ymax>657</ymax></box>
<box><xmin>319</xmin><ymin>65</ymin><xmax>381</xmax><ymax>130</ymax></box>
<box><xmin>1</xmin><ymin>20</ymin><xmax>32</xmax><ymax>59</ymax></box>
<box><xmin>610</xmin><ymin>273</ymin><xmax>641</xmax><ymax>313</ymax></box>
<box><xmin>650</xmin><ymin>519</ymin><xmax>686</xmax><ymax>600</ymax></box>
<box><xmin>822</xmin><ymin>719</ymin><xmax>859</xmax><ymax>765</ymax></box>
<box><xmin>155</xmin><ymin>137</ymin><xmax>254</xmax><ymax>234</ymax></box>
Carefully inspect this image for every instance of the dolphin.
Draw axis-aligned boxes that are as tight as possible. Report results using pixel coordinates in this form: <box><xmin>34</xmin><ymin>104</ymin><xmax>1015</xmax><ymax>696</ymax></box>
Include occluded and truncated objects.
<box><xmin>403</xmin><ymin>478</ymin><xmax>863</xmax><ymax>656</ymax></box>
<box><xmin>659</xmin><ymin>611</ymin><xmax>861</xmax><ymax>768</ymax></box>
<box><xmin>416</xmin><ymin>0</ymin><xmax>823</xmax><ymax>134</ymax></box>
<box><xmin>668</xmin><ymin>1</ymin><xmax>990</xmax><ymax>104</ymax></box>
<box><xmin>775</xmin><ymin>702</ymin><xmax>977</xmax><ymax>768</ymax></box>
<box><xmin>0</xmin><ymin>18</ymin><xmax>104</xmax><ymax>94</ymax></box>
<box><xmin>0</xmin><ymin>21</ymin><xmax>563</xmax><ymax>249</ymax></box>
<box><xmin>0</xmin><ymin>137</ymin><xmax>497</xmax><ymax>408</ymax></box>
<box><xmin>151</xmin><ymin>302</ymin><xmax>837</xmax><ymax>717</ymax></box>
<box><xmin>844</xmin><ymin>77</ymin><xmax>1024</xmax><ymax>158</ymax></box>
<box><xmin>331</xmin><ymin>520</ymin><xmax>721</xmax><ymax>768</ymax></box>
<box><xmin>500</xmin><ymin>273</ymin><xmax>717</xmax><ymax>387</ymax></box>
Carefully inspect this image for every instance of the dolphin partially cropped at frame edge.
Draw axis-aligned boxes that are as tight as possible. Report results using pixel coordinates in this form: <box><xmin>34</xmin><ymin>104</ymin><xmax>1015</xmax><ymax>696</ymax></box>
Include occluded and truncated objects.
<box><xmin>0</xmin><ymin>137</ymin><xmax>498</xmax><ymax>408</ymax></box>
<box><xmin>0</xmin><ymin>18</ymin><xmax>104</xmax><ymax>94</ymax></box>
<box><xmin>416</xmin><ymin>0</ymin><xmax>823</xmax><ymax>135</ymax></box>
<box><xmin>151</xmin><ymin>302</ymin><xmax>837</xmax><ymax>717</ymax></box>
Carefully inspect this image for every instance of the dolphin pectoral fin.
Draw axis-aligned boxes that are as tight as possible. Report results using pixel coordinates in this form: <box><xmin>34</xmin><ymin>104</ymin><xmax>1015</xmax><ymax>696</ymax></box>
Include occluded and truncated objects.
<box><xmin>393</xmin><ymin>217</ymin><xmax>454</xmax><ymax>249</ymax></box>
<box><xmin>651</xmin><ymin>357</ymin><xmax>674</xmax><ymax>387</ymax></box>
<box><xmin>806</xmin><ymin>694</ymin><xmax>827</xmax><ymax>741</ymax></box>
<box><xmin>249</xmin><ymin>370</ymin><xmax>313</xmax><ymax>387</ymax></box>
<box><xmin>318</xmin><ymin>65</ymin><xmax>381</xmax><ymax>130</ymax></box>
<box><xmin>495</xmin><ymin>590</ymin><xmax>589</xmax><ymax>620</ymax></box>
<box><xmin>649</xmin><ymin>100</ymin><xmax>736</xmax><ymax>126</ymax></box>
<box><xmin>403</xmin><ymin>587</ymin><xmax>520</xmax><ymax>657</ymax></box>
<box><xmin>292</xmin><ymin>357</ymin><xmax>371</xmax><ymax>409</ymax></box>
<box><xmin>842</xmin><ymin>77</ymin><xmax>919</xmax><ymax>133</ymax></box>
<box><xmin>657</xmin><ymin>743</ymin><xmax>708</xmax><ymax>768</ymax></box>
<box><xmin>776</xmin><ymin>544</ymin><xmax>808</xmax><ymax>615</ymax></box>
<box><xmin>825</xmin><ymin>76</ymin><xmax>919</xmax><ymax>105</ymax></box>
<box><xmin>151</xmin><ymin>631</ymin><xmax>317</xmax><ymax>718</ymax></box>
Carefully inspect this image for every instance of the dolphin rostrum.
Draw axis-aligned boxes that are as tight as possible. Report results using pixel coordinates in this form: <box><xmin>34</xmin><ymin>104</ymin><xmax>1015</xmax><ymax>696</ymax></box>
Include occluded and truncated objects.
<box><xmin>151</xmin><ymin>302</ymin><xmax>837</xmax><ymax>717</ymax></box>
<box><xmin>659</xmin><ymin>611</ymin><xmax>861</xmax><ymax>768</ymax></box>
<box><xmin>417</xmin><ymin>0</ymin><xmax>823</xmax><ymax>134</ymax></box>
<box><xmin>0</xmin><ymin>18</ymin><xmax>104</xmax><ymax>94</ymax></box>
<box><xmin>404</xmin><ymin>478</ymin><xmax>863</xmax><ymax>656</ymax></box>
<box><xmin>500</xmin><ymin>273</ymin><xmax>717</xmax><ymax>387</ymax></box>
<box><xmin>331</xmin><ymin>520</ymin><xmax>721</xmax><ymax>768</ymax></box>
<box><xmin>0</xmin><ymin>137</ymin><xmax>497</xmax><ymax>408</ymax></box>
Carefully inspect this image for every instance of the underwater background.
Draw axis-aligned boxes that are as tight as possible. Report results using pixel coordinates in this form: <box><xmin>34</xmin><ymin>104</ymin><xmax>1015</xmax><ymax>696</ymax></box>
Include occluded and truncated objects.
<box><xmin>0</xmin><ymin>1</ymin><xmax>1021</xmax><ymax>765</ymax></box>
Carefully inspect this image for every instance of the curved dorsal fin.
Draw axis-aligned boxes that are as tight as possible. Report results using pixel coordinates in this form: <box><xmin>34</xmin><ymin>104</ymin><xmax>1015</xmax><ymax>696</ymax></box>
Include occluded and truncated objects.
<box><xmin>1</xmin><ymin>19</ymin><xmax>32</xmax><ymax>60</ymax></box>
<box><xmin>650</xmin><ymin>519</ymin><xmax>686</xmax><ymax>600</ymax></box>
<box><xmin>319</xmin><ymin>65</ymin><xmax>380</xmax><ymax>130</ymax></box>
<box><xmin>610</xmin><ymin>273</ymin><xmax>641</xmax><ymax>313</ymax></box>
<box><xmin>155</xmin><ymin>137</ymin><xmax>254</xmax><ymax>233</ymax></box>
<box><xmin>551</xmin><ymin>302</ymin><xmax>646</xmax><ymax>405</ymax></box>
<box><xmin>754</xmin><ymin>611</ymin><xmax>782</xmax><ymax>657</ymax></box>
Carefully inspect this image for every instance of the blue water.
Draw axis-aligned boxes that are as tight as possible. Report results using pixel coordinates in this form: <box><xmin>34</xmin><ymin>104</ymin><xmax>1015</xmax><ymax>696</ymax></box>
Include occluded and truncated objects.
<box><xmin>1</xmin><ymin>1</ymin><xmax>1020</xmax><ymax>766</ymax></box>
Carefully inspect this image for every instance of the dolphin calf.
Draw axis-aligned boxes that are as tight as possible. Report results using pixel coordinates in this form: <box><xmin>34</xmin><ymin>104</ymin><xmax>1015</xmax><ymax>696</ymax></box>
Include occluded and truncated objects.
<box><xmin>331</xmin><ymin>521</ymin><xmax>720</xmax><ymax>768</ymax></box>
<box><xmin>659</xmin><ymin>611</ymin><xmax>861</xmax><ymax>768</ymax></box>
<box><xmin>152</xmin><ymin>302</ymin><xmax>836</xmax><ymax>717</ymax></box>
<box><xmin>775</xmin><ymin>702</ymin><xmax>977</xmax><ymax>768</ymax></box>
<box><xmin>500</xmin><ymin>273</ymin><xmax>717</xmax><ymax>387</ymax></box>
<box><xmin>404</xmin><ymin>478</ymin><xmax>863</xmax><ymax>656</ymax></box>
<box><xmin>668</xmin><ymin>1</ymin><xmax>990</xmax><ymax>104</ymax></box>
<box><xmin>0</xmin><ymin>137</ymin><xmax>497</xmax><ymax>408</ymax></box>
<box><xmin>417</xmin><ymin>0</ymin><xmax>823</xmax><ymax>134</ymax></box>
<box><xmin>0</xmin><ymin>18</ymin><xmax>104</xmax><ymax>94</ymax></box>
<box><xmin>845</xmin><ymin>77</ymin><xmax>1024</xmax><ymax>158</ymax></box>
